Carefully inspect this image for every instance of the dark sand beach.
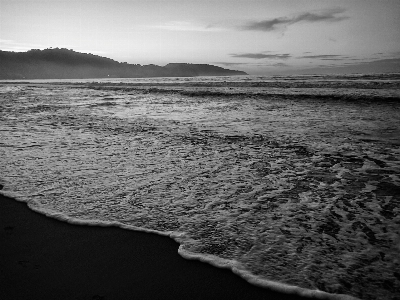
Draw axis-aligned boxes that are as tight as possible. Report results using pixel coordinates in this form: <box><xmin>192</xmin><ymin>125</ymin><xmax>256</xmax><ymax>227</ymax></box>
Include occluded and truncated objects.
<box><xmin>0</xmin><ymin>194</ymin><xmax>315</xmax><ymax>300</ymax></box>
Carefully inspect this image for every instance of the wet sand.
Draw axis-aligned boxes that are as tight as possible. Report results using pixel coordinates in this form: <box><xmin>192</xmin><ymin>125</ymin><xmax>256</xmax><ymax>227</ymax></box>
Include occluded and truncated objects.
<box><xmin>0</xmin><ymin>194</ymin><xmax>314</xmax><ymax>300</ymax></box>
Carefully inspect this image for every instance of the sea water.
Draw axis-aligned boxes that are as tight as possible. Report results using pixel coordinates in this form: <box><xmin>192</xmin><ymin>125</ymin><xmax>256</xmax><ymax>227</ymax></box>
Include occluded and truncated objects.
<box><xmin>1</xmin><ymin>74</ymin><xmax>399</xmax><ymax>300</ymax></box>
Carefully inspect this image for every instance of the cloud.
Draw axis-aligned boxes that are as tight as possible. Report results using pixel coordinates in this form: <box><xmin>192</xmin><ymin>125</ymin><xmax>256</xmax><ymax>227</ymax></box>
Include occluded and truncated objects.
<box><xmin>230</xmin><ymin>52</ymin><xmax>291</xmax><ymax>59</ymax></box>
<box><xmin>347</xmin><ymin>58</ymin><xmax>369</xmax><ymax>61</ymax></box>
<box><xmin>371</xmin><ymin>51</ymin><xmax>400</xmax><ymax>60</ymax></box>
<box><xmin>214</xmin><ymin>62</ymin><xmax>249</xmax><ymax>66</ymax></box>
<box><xmin>215</xmin><ymin>62</ymin><xmax>289</xmax><ymax>68</ymax></box>
<box><xmin>363</xmin><ymin>58</ymin><xmax>400</xmax><ymax>66</ymax></box>
<box><xmin>320</xmin><ymin>58</ymin><xmax>346</xmax><ymax>61</ymax></box>
<box><xmin>273</xmin><ymin>63</ymin><xmax>288</xmax><ymax>67</ymax></box>
<box><xmin>149</xmin><ymin>21</ymin><xmax>224</xmax><ymax>32</ymax></box>
<box><xmin>321</xmin><ymin>58</ymin><xmax>343</xmax><ymax>61</ymax></box>
<box><xmin>0</xmin><ymin>39</ymin><xmax>14</xmax><ymax>44</ymax></box>
<box><xmin>240</xmin><ymin>8</ymin><xmax>348</xmax><ymax>32</ymax></box>
<box><xmin>298</xmin><ymin>54</ymin><xmax>343</xmax><ymax>59</ymax></box>
<box><xmin>293</xmin><ymin>58</ymin><xmax>400</xmax><ymax>75</ymax></box>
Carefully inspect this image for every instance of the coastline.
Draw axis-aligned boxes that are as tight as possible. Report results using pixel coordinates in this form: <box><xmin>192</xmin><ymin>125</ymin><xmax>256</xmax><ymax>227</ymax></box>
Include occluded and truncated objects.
<box><xmin>0</xmin><ymin>193</ymin><xmax>314</xmax><ymax>300</ymax></box>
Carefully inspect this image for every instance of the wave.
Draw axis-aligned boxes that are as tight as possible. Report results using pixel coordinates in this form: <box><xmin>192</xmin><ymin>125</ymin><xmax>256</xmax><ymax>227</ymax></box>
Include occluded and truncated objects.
<box><xmin>0</xmin><ymin>189</ymin><xmax>358</xmax><ymax>300</ymax></box>
<box><xmin>84</xmin><ymin>84</ymin><xmax>400</xmax><ymax>103</ymax></box>
<box><xmin>1</xmin><ymin>81</ymin><xmax>399</xmax><ymax>300</ymax></box>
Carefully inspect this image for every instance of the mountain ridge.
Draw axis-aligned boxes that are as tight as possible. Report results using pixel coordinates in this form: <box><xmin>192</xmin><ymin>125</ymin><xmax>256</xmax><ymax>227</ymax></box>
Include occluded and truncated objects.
<box><xmin>0</xmin><ymin>48</ymin><xmax>247</xmax><ymax>79</ymax></box>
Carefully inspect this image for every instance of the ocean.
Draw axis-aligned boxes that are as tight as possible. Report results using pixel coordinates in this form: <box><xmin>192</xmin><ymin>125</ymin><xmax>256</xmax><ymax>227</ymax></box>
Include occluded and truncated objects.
<box><xmin>1</xmin><ymin>74</ymin><xmax>399</xmax><ymax>300</ymax></box>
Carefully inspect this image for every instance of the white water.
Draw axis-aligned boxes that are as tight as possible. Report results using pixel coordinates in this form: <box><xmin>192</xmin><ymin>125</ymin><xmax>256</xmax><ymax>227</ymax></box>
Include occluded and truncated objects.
<box><xmin>1</xmin><ymin>75</ymin><xmax>400</xmax><ymax>300</ymax></box>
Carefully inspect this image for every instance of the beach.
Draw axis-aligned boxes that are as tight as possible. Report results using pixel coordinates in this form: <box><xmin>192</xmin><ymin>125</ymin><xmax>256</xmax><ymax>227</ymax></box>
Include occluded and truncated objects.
<box><xmin>0</xmin><ymin>193</ymin><xmax>313</xmax><ymax>300</ymax></box>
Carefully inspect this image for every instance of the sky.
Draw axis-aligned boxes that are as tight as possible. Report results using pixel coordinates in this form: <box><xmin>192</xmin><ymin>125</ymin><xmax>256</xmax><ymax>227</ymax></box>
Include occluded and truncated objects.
<box><xmin>1</xmin><ymin>0</ymin><xmax>400</xmax><ymax>75</ymax></box>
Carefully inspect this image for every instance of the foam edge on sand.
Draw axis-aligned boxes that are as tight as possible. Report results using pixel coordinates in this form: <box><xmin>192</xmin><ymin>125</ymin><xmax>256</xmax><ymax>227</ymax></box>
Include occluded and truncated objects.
<box><xmin>0</xmin><ymin>190</ymin><xmax>360</xmax><ymax>300</ymax></box>
<box><xmin>177</xmin><ymin>247</ymin><xmax>359</xmax><ymax>300</ymax></box>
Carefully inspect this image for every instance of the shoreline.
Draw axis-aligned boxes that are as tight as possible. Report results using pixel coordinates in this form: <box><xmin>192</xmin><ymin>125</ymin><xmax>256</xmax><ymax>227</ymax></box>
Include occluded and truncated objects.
<box><xmin>0</xmin><ymin>193</ymin><xmax>317</xmax><ymax>300</ymax></box>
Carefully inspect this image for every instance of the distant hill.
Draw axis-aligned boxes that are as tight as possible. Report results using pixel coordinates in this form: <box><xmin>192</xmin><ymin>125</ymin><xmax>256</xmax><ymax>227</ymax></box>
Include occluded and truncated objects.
<box><xmin>0</xmin><ymin>48</ymin><xmax>247</xmax><ymax>79</ymax></box>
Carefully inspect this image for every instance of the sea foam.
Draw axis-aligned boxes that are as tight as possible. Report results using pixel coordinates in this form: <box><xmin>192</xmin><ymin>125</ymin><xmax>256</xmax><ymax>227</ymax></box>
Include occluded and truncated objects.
<box><xmin>1</xmin><ymin>75</ymin><xmax>399</xmax><ymax>300</ymax></box>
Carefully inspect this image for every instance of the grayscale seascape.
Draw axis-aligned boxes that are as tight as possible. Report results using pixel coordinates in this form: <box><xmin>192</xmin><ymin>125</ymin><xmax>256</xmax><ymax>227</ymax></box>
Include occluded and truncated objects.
<box><xmin>1</xmin><ymin>74</ymin><xmax>400</xmax><ymax>300</ymax></box>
